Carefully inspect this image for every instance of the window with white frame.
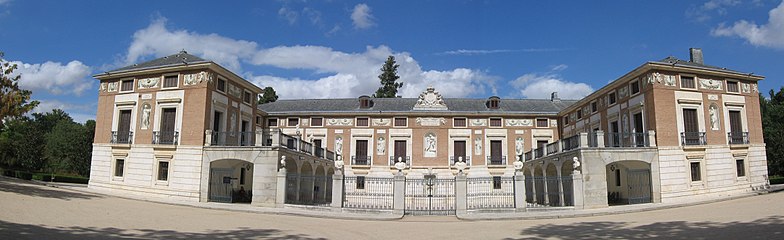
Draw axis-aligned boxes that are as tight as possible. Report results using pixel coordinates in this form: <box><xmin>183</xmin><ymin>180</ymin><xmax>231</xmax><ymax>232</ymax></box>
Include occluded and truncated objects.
<box><xmin>267</xmin><ymin>118</ymin><xmax>278</xmax><ymax>127</ymax></box>
<box><xmin>163</xmin><ymin>75</ymin><xmax>178</xmax><ymax>88</ymax></box>
<box><xmin>120</xmin><ymin>79</ymin><xmax>134</xmax><ymax>92</ymax></box>
<box><xmin>157</xmin><ymin>161</ymin><xmax>169</xmax><ymax>181</ymax></box>
<box><xmin>630</xmin><ymin>80</ymin><xmax>640</xmax><ymax>95</ymax></box>
<box><xmin>681</xmin><ymin>76</ymin><xmax>696</xmax><ymax>89</ymax></box>
<box><xmin>690</xmin><ymin>161</ymin><xmax>701</xmax><ymax>181</ymax></box>
<box><xmin>726</xmin><ymin>80</ymin><xmax>740</xmax><ymax>93</ymax></box>
<box><xmin>356</xmin><ymin>117</ymin><xmax>369</xmax><ymax>127</ymax></box>
<box><xmin>489</xmin><ymin>117</ymin><xmax>502</xmax><ymax>127</ymax></box>
<box><xmin>217</xmin><ymin>78</ymin><xmax>226</xmax><ymax>92</ymax></box>
<box><xmin>608</xmin><ymin>92</ymin><xmax>617</xmax><ymax>105</ymax></box>
<box><xmin>394</xmin><ymin>117</ymin><xmax>408</xmax><ymax>127</ymax></box>
<box><xmin>453</xmin><ymin>117</ymin><xmax>467</xmax><ymax>128</ymax></box>
<box><xmin>114</xmin><ymin>159</ymin><xmax>125</xmax><ymax>177</ymax></box>
<box><xmin>287</xmin><ymin>117</ymin><xmax>299</xmax><ymax>127</ymax></box>
<box><xmin>311</xmin><ymin>117</ymin><xmax>323</xmax><ymax>127</ymax></box>
<box><xmin>536</xmin><ymin>118</ymin><xmax>549</xmax><ymax>128</ymax></box>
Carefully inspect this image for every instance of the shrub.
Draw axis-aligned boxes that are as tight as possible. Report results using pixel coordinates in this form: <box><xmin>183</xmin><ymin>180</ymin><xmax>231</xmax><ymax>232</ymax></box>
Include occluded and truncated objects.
<box><xmin>770</xmin><ymin>176</ymin><xmax>784</xmax><ymax>185</ymax></box>
<box><xmin>32</xmin><ymin>173</ymin><xmax>88</xmax><ymax>184</ymax></box>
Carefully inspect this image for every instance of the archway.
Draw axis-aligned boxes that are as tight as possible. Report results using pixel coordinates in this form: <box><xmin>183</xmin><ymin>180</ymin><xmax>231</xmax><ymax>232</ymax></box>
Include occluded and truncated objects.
<box><xmin>313</xmin><ymin>165</ymin><xmax>326</xmax><ymax>204</ymax></box>
<box><xmin>208</xmin><ymin>159</ymin><xmax>253</xmax><ymax>203</ymax></box>
<box><xmin>523</xmin><ymin>166</ymin><xmax>534</xmax><ymax>204</ymax></box>
<box><xmin>606</xmin><ymin>160</ymin><xmax>651</xmax><ymax>205</ymax></box>
<box><xmin>545</xmin><ymin>162</ymin><xmax>559</xmax><ymax>206</ymax></box>
<box><xmin>298</xmin><ymin>162</ymin><xmax>314</xmax><ymax>204</ymax></box>
<box><xmin>534</xmin><ymin>164</ymin><xmax>546</xmax><ymax>205</ymax></box>
<box><xmin>284</xmin><ymin>160</ymin><xmax>299</xmax><ymax>204</ymax></box>
<box><xmin>326</xmin><ymin>168</ymin><xmax>335</xmax><ymax>203</ymax></box>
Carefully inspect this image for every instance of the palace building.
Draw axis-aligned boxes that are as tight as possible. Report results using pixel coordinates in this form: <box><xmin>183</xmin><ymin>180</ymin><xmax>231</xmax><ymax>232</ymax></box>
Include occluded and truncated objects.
<box><xmin>88</xmin><ymin>49</ymin><xmax>769</xmax><ymax>215</ymax></box>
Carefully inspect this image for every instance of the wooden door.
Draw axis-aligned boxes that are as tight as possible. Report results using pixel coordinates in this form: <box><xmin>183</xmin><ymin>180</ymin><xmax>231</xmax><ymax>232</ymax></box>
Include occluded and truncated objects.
<box><xmin>682</xmin><ymin>109</ymin><xmax>699</xmax><ymax>144</ymax></box>
<box><xmin>118</xmin><ymin>110</ymin><xmax>132</xmax><ymax>143</ymax></box>
<box><xmin>729</xmin><ymin>110</ymin><xmax>743</xmax><ymax>143</ymax></box>
<box><xmin>161</xmin><ymin>108</ymin><xmax>177</xmax><ymax>143</ymax></box>
<box><xmin>356</xmin><ymin>140</ymin><xmax>368</xmax><ymax>164</ymax></box>
<box><xmin>490</xmin><ymin>140</ymin><xmax>502</xmax><ymax>162</ymax></box>
<box><xmin>394</xmin><ymin>140</ymin><xmax>406</xmax><ymax>162</ymax></box>
<box><xmin>453</xmin><ymin>141</ymin><xmax>466</xmax><ymax>162</ymax></box>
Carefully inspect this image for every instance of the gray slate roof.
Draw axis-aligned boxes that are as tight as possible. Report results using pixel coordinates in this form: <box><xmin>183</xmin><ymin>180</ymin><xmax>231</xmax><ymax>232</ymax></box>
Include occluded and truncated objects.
<box><xmin>259</xmin><ymin>98</ymin><xmax>577</xmax><ymax>115</ymax></box>
<box><xmin>652</xmin><ymin>56</ymin><xmax>753</xmax><ymax>76</ymax></box>
<box><xmin>106</xmin><ymin>51</ymin><xmax>209</xmax><ymax>74</ymax></box>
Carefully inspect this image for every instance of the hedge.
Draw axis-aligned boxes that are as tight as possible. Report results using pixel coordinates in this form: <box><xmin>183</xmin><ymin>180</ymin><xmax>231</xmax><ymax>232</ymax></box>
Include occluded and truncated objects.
<box><xmin>1</xmin><ymin>168</ymin><xmax>88</xmax><ymax>184</ymax></box>
<box><xmin>770</xmin><ymin>176</ymin><xmax>784</xmax><ymax>185</ymax></box>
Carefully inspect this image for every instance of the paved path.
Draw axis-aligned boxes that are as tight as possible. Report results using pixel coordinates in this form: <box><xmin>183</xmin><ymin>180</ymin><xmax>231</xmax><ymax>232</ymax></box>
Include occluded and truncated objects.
<box><xmin>1</xmin><ymin>177</ymin><xmax>782</xmax><ymax>239</ymax></box>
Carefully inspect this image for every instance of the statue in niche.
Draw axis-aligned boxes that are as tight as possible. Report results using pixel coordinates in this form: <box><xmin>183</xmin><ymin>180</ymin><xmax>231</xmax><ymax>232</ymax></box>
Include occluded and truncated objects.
<box><xmin>335</xmin><ymin>136</ymin><xmax>343</xmax><ymax>155</ymax></box>
<box><xmin>229</xmin><ymin>112</ymin><xmax>237</xmax><ymax>137</ymax></box>
<box><xmin>474</xmin><ymin>137</ymin><xmax>482</xmax><ymax>153</ymax></box>
<box><xmin>515</xmin><ymin>137</ymin><xmax>524</xmax><ymax>156</ymax></box>
<box><xmin>377</xmin><ymin>136</ymin><xmax>386</xmax><ymax>155</ymax></box>
<box><xmin>424</xmin><ymin>133</ymin><xmax>436</xmax><ymax>157</ymax></box>
<box><xmin>709</xmin><ymin>104</ymin><xmax>720</xmax><ymax>130</ymax></box>
<box><xmin>622</xmin><ymin>114</ymin><xmax>629</xmax><ymax>137</ymax></box>
<box><xmin>140</xmin><ymin>103</ymin><xmax>151</xmax><ymax>130</ymax></box>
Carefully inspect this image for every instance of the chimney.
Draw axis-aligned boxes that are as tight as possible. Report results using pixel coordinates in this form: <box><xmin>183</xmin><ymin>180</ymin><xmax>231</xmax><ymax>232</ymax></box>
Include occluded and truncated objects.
<box><xmin>551</xmin><ymin>92</ymin><xmax>560</xmax><ymax>102</ymax></box>
<box><xmin>689</xmin><ymin>48</ymin><xmax>703</xmax><ymax>65</ymax></box>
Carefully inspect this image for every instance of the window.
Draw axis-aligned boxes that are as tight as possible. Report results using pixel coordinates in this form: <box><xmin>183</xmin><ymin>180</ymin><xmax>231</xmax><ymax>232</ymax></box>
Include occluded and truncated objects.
<box><xmin>493</xmin><ymin>176</ymin><xmax>502</xmax><ymax>189</ymax></box>
<box><xmin>630</xmin><ymin>80</ymin><xmax>640</xmax><ymax>95</ymax></box>
<box><xmin>490</xmin><ymin>117</ymin><xmax>502</xmax><ymax>127</ymax></box>
<box><xmin>394</xmin><ymin>117</ymin><xmax>407</xmax><ymax>127</ymax></box>
<box><xmin>356</xmin><ymin>176</ymin><xmax>366</xmax><ymax>189</ymax></box>
<box><xmin>243</xmin><ymin>91</ymin><xmax>252</xmax><ymax>104</ymax></box>
<box><xmin>114</xmin><ymin>159</ymin><xmax>125</xmax><ymax>177</ymax></box>
<box><xmin>727</xmin><ymin>81</ymin><xmax>739</xmax><ymax>93</ymax></box>
<box><xmin>256</xmin><ymin>116</ymin><xmax>261</xmax><ymax>125</ymax></box>
<box><xmin>577</xmin><ymin>109</ymin><xmax>582</xmax><ymax>119</ymax></box>
<box><xmin>591</xmin><ymin>101</ymin><xmax>598</xmax><ymax>113</ymax></box>
<box><xmin>453</xmin><ymin>117</ymin><xmax>466</xmax><ymax>128</ymax></box>
<box><xmin>690</xmin><ymin>162</ymin><xmax>701</xmax><ymax>181</ymax></box>
<box><xmin>359</xmin><ymin>96</ymin><xmax>372</xmax><ymax>108</ymax></box>
<box><xmin>736</xmin><ymin>159</ymin><xmax>746</xmax><ymax>177</ymax></box>
<box><xmin>681</xmin><ymin>76</ymin><xmax>696</xmax><ymax>89</ymax></box>
<box><xmin>120</xmin><ymin>79</ymin><xmax>134</xmax><ymax>92</ymax></box>
<box><xmin>157</xmin><ymin>161</ymin><xmax>169</xmax><ymax>181</ymax></box>
<box><xmin>615</xmin><ymin>169</ymin><xmax>621</xmax><ymax>186</ymax></box>
<box><xmin>536</xmin><ymin>118</ymin><xmax>549</xmax><ymax>128</ymax></box>
<box><xmin>287</xmin><ymin>118</ymin><xmax>299</xmax><ymax>127</ymax></box>
<box><xmin>267</xmin><ymin>118</ymin><xmax>278</xmax><ymax>127</ymax></box>
<box><xmin>311</xmin><ymin>117</ymin><xmax>323</xmax><ymax>127</ymax></box>
<box><xmin>240</xmin><ymin>167</ymin><xmax>246</xmax><ymax>185</ymax></box>
<box><xmin>163</xmin><ymin>75</ymin><xmax>178</xmax><ymax>88</ymax></box>
<box><xmin>357</xmin><ymin>117</ymin><xmax>369</xmax><ymax>127</ymax></box>
<box><xmin>487</xmin><ymin>97</ymin><xmax>500</xmax><ymax>109</ymax></box>
<box><xmin>608</xmin><ymin>92</ymin><xmax>617</xmax><ymax>105</ymax></box>
<box><xmin>217</xmin><ymin>78</ymin><xmax>226</xmax><ymax>92</ymax></box>
<box><xmin>563</xmin><ymin>116</ymin><xmax>569</xmax><ymax>125</ymax></box>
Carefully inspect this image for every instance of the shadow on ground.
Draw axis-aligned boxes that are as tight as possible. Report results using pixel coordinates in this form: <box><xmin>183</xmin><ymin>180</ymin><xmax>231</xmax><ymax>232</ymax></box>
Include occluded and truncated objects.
<box><xmin>0</xmin><ymin>220</ymin><xmax>326</xmax><ymax>240</ymax></box>
<box><xmin>508</xmin><ymin>215</ymin><xmax>784</xmax><ymax>240</ymax></box>
<box><xmin>0</xmin><ymin>177</ymin><xmax>100</xmax><ymax>200</ymax></box>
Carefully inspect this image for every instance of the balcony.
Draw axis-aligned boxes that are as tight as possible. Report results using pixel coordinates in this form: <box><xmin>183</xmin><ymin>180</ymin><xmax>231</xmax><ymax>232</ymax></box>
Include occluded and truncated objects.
<box><xmin>203</xmin><ymin>129</ymin><xmax>339</xmax><ymax>162</ymax></box>
<box><xmin>211</xmin><ymin>131</ymin><xmax>255</xmax><ymax>146</ymax></box>
<box><xmin>152</xmin><ymin>131</ymin><xmax>178</xmax><ymax>145</ymax></box>
<box><xmin>449</xmin><ymin>156</ymin><xmax>471</xmax><ymax>166</ymax></box>
<box><xmin>728</xmin><ymin>132</ymin><xmax>749</xmax><ymax>145</ymax></box>
<box><xmin>486</xmin><ymin>156</ymin><xmax>507</xmax><ymax>165</ymax></box>
<box><xmin>681</xmin><ymin>132</ymin><xmax>706</xmax><ymax>146</ymax></box>
<box><xmin>390</xmin><ymin>156</ymin><xmax>411</xmax><ymax>166</ymax></box>
<box><xmin>606</xmin><ymin>132</ymin><xmax>650</xmax><ymax>148</ymax></box>
<box><xmin>522</xmin><ymin>130</ymin><xmax>658</xmax><ymax>162</ymax></box>
<box><xmin>351</xmin><ymin>156</ymin><xmax>371</xmax><ymax>165</ymax></box>
<box><xmin>546</xmin><ymin>142</ymin><xmax>560</xmax><ymax>155</ymax></box>
<box><xmin>110</xmin><ymin>131</ymin><xmax>133</xmax><ymax>144</ymax></box>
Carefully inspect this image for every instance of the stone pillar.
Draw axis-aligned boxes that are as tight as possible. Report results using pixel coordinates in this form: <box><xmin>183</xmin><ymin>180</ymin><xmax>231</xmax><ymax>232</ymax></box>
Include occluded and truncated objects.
<box><xmin>276</xmin><ymin>168</ymin><xmax>287</xmax><ymax>207</ymax></box>
<box><xmin>648</xmin><ymin>130</ymin><xmax>657</xmax><ymax>147</ymax></box>
<box><xmin>542</xmin><ymin>165</ymin><xmax>550</xmax><ymax>206</ymax></box>
<box><xmin>255</xmin><ymin>130</ymin><xmax>264</xmax><ymax>147</ymax></box>
<box><xmin>455</xmin><ymin>174</ymin><xmax>467</xmax><ymax>216</ymax></box>
<box><xmin>579</xmin><ymin>132</ymin><xmax>589</xmax><ymax>148</ymax></box>
<box><xmin>393</xmin><ymin>173</ymin><xmax>406</xmax><ymax>216</ymax></box>
<box><xmin>330</xmin><ymin>171</ymin><xmax>344</xmax><ymax>210</ymax></box>
<box><xmin>596</xmin><ymin>130</ymin><xmax>605</xmax><ymax>148</ymax></box>
<box><xmin>270</xmin><ymin>129</ymin><xmax>281</xmax><ymax>147</ymax></box>
<box><xmin>204</xmin><ymin>130</ymin><xmax>212</xmax><ymax>146</ymax></box>
<box><xmin>557</xmin><ymin>169</ymin><xmax>565</xmax><ymax>207</ymax></box>
<box><xmin>572</xmin><ymin>170</ymin><xmax>584</xmax><ymax>209</ymax></box>
<box><xmin>514</xmin><ymin>172</ymin><xmax>526</xmax><ymax>211</ymax></box>
<box><xmin>530</xmin><ymin>168</ymin><xmax>537</xmax><ymax>204</ymax></box>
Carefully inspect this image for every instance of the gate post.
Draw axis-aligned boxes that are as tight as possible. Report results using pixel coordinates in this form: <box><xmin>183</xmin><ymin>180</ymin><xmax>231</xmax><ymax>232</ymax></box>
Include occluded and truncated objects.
<box><xmin>276</xmin><ymin>168</ymin><xmax>287</xmax><ymax>207</ymax></box>
<box><xmin>572</xmin><ymin>170</ymin><xmax>585</xmax><ymax>209</ymax></box>
<box><xmin>455</xmin><ymin>174</ymin><xmax>467</xmax><ymax>216</ymax></box>
<box><xmin>393</xmin><ymin>174</ymin><xmax>405</xmax><ymax>216</ymax></box>
<box><xmin>331</xmin><ymin>171</ymin><xmax>344</xmax><ymax>210</ymax></box>
<box><xmin>514</xmin><ymin>173</ymin><xmax>526</xmax><ymax>212</ymax></box>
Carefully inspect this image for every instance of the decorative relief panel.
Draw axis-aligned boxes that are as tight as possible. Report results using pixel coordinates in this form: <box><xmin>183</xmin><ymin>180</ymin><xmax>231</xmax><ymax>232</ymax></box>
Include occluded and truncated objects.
<box><xmin>709</xmin><ymin>104</ymin><xmax>720</xmax><ymax>131</ymax></box>
<box><xmin>416</xmin><ymin>117</ymin><xmax>446</xmax><ymax>126</ymax></box>
<box><xmin>372</xmin><ymin>118</ymin><xmax>391</xmax><ymax>126</ymax></box>
<box><xmin>505</xmin><ymin>119</ymin><xmax>533</xmax><ymax>127</ymax></box>
<box><xmin>138</xmin><ymin>77</ymin><xmax>159</xmax><ymax>89</ymax></box>
<box><xmin>413</xmin><ymin>86</ymin><xmax>448</xmax><ymax>110</ymax></box>
<box><xmin>741</xmin><ymin>83</ymin><xmax>751</xmax><ymax>93</ymax></box>
<box><xmin>707</xmin><ymin>94</ymin><xmax>719</xmax><ymax>101</ymax></box>
<box><xmin>699</xmin><ymin>78</ymin><xmax>723</xmax><ymax>90</ymax></box>
<box><xmin>377</xmin><ymin>136</ymin><xmax>386</xmax><ymax>155</ymax></box>
<box><xmin>550</xmin><ymin>119</ymin><xmax>558</xmax><ymax>127</ymax></box>
<box><xmin>424</xmin><ymin>133</ymin><xmax>437</xmax><ymax>157</ymax></box>
<box><xmin>183</xmin><ymin>71</ymin><xmax>214</xmax><ymax>86</ymax></box>
<box><xmin>228</xmin><ymin>84</ymin><xmax>242</xmax><ymax>98</ymax></box>
<box><xmin>474</xmin><ymin>137</ymin><xmax>482</xmax><ymax>153</ymax></box>
<box><xmin>470</xmin><ymin>119</ymin><xmax>487</xmax><ymax>126</ymax></box>
<box><xmin>647</xmin><ymin>72</ymin><xmax>676</xmax><ymax>86</ymax></box>
<box><xmin>301</xmin><ymin>119</ymin><xmax>309</xmax><ymax>127</ymax></box>
<box><xmin>752</xmin><ymin>83</ymin><xmax>759</xmax><ymax>93</ymax></box>
<box><xmin>327</xmin><ymin>118</ymin><xmax>353</xmax><ymax>126</ymax></box>
<box><xmin>99</xmin><ymin>82</ymin><xmax>107</xmax><ymax>92</ymax></box>
<box><xmin>618</xmin><ymin>86</ymin><xmax>628</xmax><ymax>98</ymax></box>
<box><xmin>107</xmin><ymin>82</ymin><xmax>118</xmax><ymax>92</ymax></box>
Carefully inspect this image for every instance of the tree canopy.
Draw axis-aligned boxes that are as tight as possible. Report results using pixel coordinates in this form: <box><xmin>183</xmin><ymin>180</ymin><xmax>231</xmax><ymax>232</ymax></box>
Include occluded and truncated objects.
<box><xmin>0</xmin><ymin>51</ymin><xmax>39</xmax><ymax>126</ymax></box>
<box><xmin>258</xmin><ymin>86</ymin><xmax>279</xmax><ymax>104</ymax></box>
<box><xmin>373</xmin><ymin>56</ymin><xmax>402</xmax><ymax>98</ymax></box>
<box><xmin>762</xmin><ymin>87</ymin><xmax>784</xmax><ymax>177</ymax></box>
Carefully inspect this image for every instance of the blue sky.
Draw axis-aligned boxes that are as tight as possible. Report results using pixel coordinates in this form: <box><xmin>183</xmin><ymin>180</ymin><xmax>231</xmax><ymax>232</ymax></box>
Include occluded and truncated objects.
<box><xmin>1</xmin><ymin>0</ymin><xmax>783</xmax><ymax>123</ymax></box>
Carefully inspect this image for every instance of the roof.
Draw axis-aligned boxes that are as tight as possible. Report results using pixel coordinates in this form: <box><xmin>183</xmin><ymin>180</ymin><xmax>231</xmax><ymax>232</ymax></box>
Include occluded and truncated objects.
<box><xmin>651</xmin><ymin>56</ymin><xmax>758</xmax><ymax>77</ymax></box>
<box><xmin>103</xmin><ymin>51</ymin><xmax>209</xmax><ymax>74</ymax></box>
<box><xmin>259</xmin><ymin>98</ymin><xmax>577</xmax><ymax>115</ymax></box>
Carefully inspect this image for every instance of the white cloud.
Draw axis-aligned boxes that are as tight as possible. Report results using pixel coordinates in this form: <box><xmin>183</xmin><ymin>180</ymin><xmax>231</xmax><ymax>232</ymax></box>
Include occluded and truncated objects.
<box><xmin>551</xmin><ymin>64</ymin><xmax>568</xmax><ymax>71</ymax></box>
<box><xmin>438</xmin><ymin>48</ymin><xmax>570</xmax><ymax>55</ymax></box>
<box><xmin>511</xmin><ymin>72</ymin><xmax>593</xmax><ymax>100</ymax></box>
<box><xmin>0</xmin><ymin>0</ymin><xmax>11</xmax><ymax>6</ymax></box>
<box><xmin>31</xmin><ymin>99</ymin><xmax>96</xmax><ymax>123</ymax></box>
<box><xmin>711</xmin><ymin>1</ymin><xmax>784</xmax><ymax>49</ymax></box>
<box><xmin>687</xmin><ymin>0</ymin><xmax>741</xmax><ymax>22</ymax></box>
<box><xmin>351</xmin><ymin>3</ymin><xmax>375</xmax><ymax>29</ymax></box>
<box><xmin>9</xmin><ymin>60</ymin><xmax>92</xmax><ymax>95</ymax></box>
<box><xmin>278</xmin><ymin>7</ymin><xmax>299</xmax><ymax>25</ymax></box>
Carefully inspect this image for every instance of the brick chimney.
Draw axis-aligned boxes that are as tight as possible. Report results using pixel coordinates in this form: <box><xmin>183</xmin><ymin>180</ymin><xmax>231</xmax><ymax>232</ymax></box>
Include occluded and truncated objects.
<box><xmin>690</xmin><ymin>48</ymin><xmax>703</xmax><ymax>65</ymax></box>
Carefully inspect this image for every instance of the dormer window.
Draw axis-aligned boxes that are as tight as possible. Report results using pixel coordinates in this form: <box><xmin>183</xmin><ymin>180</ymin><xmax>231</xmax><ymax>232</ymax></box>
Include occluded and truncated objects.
<box><xmin>359</xmin><ymin>96</ymin><xmax>372</xmax><ymax>109</ymax></box>
<box><xmin>487</xmin><ymin>96</ymin><xmax>500</xmax><ymax>109</ymax></box>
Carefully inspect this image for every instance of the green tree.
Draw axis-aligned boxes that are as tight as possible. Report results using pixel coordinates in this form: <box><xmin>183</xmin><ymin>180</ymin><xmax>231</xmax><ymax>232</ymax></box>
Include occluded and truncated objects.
<box><xmin>45</xmin><ymin>120</ymin><xmax>94</xmax><ymax>176</ymax></box>
<box><xmin>258</xmin><ymin>86</ymin><xmax>279</xmax><ymax>104</ymax></box>
<box><xmin>762</xmin><ymin>87</ymin><xmax>784</xmax><ymax>177</ymax></box>
<box><xmin>0</xmin><ymin>51</ymin><xmax>39</xmax><ymax>127</ymax></box>
<box><xmin>373</xmin><ymin>56</ymin><xmax>402</xmax><ymax>98</ymax></box>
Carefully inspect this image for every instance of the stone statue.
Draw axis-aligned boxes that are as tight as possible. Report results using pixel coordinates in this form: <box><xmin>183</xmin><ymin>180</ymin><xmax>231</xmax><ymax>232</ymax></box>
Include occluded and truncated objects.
<box><xmin>424</xmin><ymin>133</ymin><xmax>436</xmax><ymax>156</ymax></box>
<box><xmin>377</xmin><ymin>136</ymin><xmax>386</xmax><ymax>155</ymax></box>
<box><xmin>573</xmin><ymin>157</ymin><xmax>581</xmax><ymax>172</ymax></box>
<box><xmin>141</xmin><ymin>103</ymin><xmax>151</xmax><ymax>130</ymax></box>
<box><xmin>709</xmin><ymin>104</ymin><xmax>720</xmax><ymax>130</ymax></box>
<box><xmin>229</xmin><ymin>112</ymin><xmax>237</xmax><ymax>137</ymax></box>
<box><xmin>474</xmin><ymin>137</ymin><xmax>482</xmax><ymax>153</ymax></box>
<box><xmin>622</xmin><ymin>114</ymin><xmax>629</xmax><ymax>136</ymax></box>
<box><xmin>515</xmin><ymin>137</ymin><xmax>524</xmax><ymax>155</ymax></box>
<box><xmin>335</xmin><ymin>136</ymin><xmax>343</xmax><ymax>155</ymax></box>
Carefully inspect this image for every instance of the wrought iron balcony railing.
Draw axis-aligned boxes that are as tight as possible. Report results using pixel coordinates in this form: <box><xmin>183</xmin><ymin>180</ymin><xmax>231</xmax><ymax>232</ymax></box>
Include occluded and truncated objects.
<box><xmin>111</xmin><ymin>131</ymin><xmax>133</xmax><ymax>144</ymax></box>
<box><xmin>152</xmin><ymin>131</ymin><xmax>179</xmax><ymax>145</ymax></box>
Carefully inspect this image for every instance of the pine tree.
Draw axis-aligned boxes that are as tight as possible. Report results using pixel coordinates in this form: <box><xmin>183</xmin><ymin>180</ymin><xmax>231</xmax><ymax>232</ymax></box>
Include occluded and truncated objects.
<box><xmin>258</xmin><ymin>86</ymin><xmax>279</xmax><ymax>104</ymax></box>
<box><xmin>373</xmin><ymin>56</ymin><xmax>402</xmax><ymax>98</ymax></box>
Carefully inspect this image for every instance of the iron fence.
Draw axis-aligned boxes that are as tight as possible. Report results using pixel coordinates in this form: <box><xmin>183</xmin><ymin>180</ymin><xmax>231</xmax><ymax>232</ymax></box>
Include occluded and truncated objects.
<box><xmin>486</xmin><ymin>156</ymin><xmax>507</xmax><ymax>165</ymax></box>
<box><xmin>526</xmin><ymin>176</ymin><xmax>573</xmax><ymax>208</ymax></box>
<box><xmin>728</xmin><ymin>132</ymin><xmax>749</xmax><ymax>145</ymax></box>
<box><xmin>546</xmin><ymin>142</ymin><xmax>559</xmax><ymax>155</ymax></box>
<box><xmin>284</xmin><ymin>174</ymin><xmax>332</xmax><ymax>206</ymax></box>
<box><xmin>562</xmin><ymin>134</ymin><xmax>580</xmax><ymax>151</ymax></box>
<box><xmin>405</xmin><ymin>177</ymin><xmax>456</xmax><ymax>215</ymax></box>
<box><xmin>466</xmin><ymin>177</ymin><xmax>515</xmax><ymax>210</ymax></box>
<box><xmin>152</xmin><ymin>131</ymin><xmax>178</xmax><ymax>145</ymax></box>
<box><xmin>343</xmin><ymin>176</ymin><xmax>394</xmax><ymax>210</ymax></box>
<box><xmin>681</xmin><ymin>132</ymin><xmax>706</xmax><ymax>146</ymax></box>
<box><xmin>110</xmin><ymin>131</ymin><xmax>133</xmax><ymax>144</ymax></box>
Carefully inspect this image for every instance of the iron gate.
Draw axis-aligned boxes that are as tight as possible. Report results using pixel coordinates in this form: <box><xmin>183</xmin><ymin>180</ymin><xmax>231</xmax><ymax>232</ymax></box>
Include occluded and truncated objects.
<box><xmin>627</xmin><ymin>169</ymin><xmax>652</xmax><ymax>204</ymax></box>
<box><xmin>404</xmin><ymin>176</ymin><xmax>456</xmax><ymax>215</ymax></box>
<box><xmin>208</xmin><ymin>168</ymin><xmax>234</xmax><ymax>203</ymax></box>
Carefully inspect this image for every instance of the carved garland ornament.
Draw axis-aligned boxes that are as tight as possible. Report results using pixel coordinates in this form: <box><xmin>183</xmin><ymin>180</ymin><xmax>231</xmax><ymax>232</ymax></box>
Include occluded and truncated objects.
<box><xmin>327</xmin><ymin>118</ymin><xmax>353</xmax><ymax>126</ymax></box>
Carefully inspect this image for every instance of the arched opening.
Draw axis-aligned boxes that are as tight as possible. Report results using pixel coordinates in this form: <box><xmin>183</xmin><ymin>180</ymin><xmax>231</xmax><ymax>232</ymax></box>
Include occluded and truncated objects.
<box><xmin>524</xmin><ymin>166</ymin><xmax>534</xmax><ymax>204</ymax></box>
<box><xmin>284</xmin><ymin>160</ymin><xmax>299</xmax><ymax>204</ymax></box>
<box><xmin>208</xmin><ymin>159</ymin><xmax>253</xmax><ymax>203</ymax></box>
<box><xmin>298</xmin><ymin>162</ymin><xmax>314</xmax><ymax>204</ymax></box>
<box><xmin>534</xmin><ymin>164</ymin><xmax>546</xmax><ymax>205</ymax></box>
<box><xmin>313</xmin><ymin>165</ymin><xmax>326</xmax><ymax>204</ymax></box>
<box><xmin>326</xmin><ymin>168</ymin><xmax>335</xmax><ymax>203</ymax></box>
<box><xmin>560</xmin><ymin>161</ymin><xmax>574</xmax><ymax>206</ymax></box>
<box><xmin>606</xmin><ymin>160</ymin><xmax>651</xmax><ymax>205</ymax></box>
<box><xmin>545</xmin><ymin>163</ymin><xmax>560</xmax><ymax>206</ymax></box>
